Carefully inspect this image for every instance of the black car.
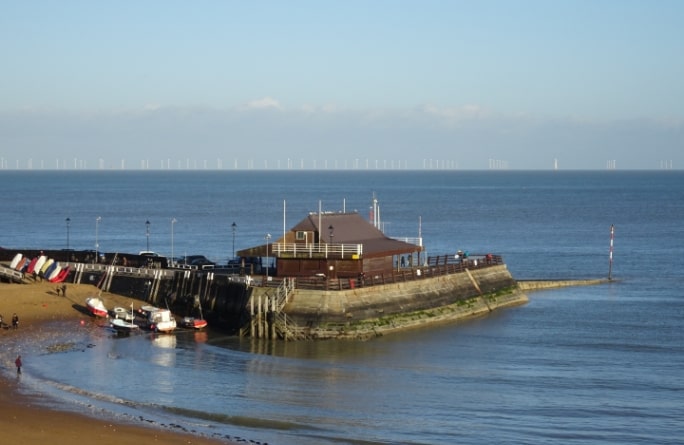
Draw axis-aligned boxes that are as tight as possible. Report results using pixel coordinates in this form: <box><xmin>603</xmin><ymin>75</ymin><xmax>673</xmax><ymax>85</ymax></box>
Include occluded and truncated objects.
<box><xmin>182</xmin><ymin>255</ymin><xmax>216</xmax><ymax>269</ymax></box>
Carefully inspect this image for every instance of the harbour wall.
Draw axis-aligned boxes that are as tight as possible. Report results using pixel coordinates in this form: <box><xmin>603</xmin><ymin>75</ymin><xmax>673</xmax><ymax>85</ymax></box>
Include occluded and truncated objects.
<box><xmin>517</xmin><ymin>278</ymin><xmax>610</xmax><ymax>291</ymax></box>
<box><xmin>250</xmin><ymin>264</ymin><xmax>527</xmax><ymax>339</ymax></box>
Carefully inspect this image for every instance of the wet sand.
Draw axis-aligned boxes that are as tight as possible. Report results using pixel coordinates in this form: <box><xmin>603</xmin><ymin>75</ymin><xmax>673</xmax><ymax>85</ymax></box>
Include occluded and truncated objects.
<box><xmin>0</xmin><ymin>280</ymin><xmax>243</xmax><ymax>445</ymax></box>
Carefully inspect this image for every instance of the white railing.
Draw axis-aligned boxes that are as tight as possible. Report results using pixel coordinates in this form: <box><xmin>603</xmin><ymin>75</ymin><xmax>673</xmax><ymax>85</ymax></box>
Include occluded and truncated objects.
<box><xmin>391</xmin><ymin>236</ymin><xmax>423</xmax><ymax>247</ymax></box>
<box><xmin>271</xmin><ymin>243</ymin><xmax>363</xmax><ymax>259</ymax></box>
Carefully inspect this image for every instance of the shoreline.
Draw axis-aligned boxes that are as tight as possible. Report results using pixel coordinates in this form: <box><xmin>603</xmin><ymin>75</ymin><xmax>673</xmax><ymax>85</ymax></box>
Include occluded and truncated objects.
<box><xmin>0</xmin><ymin>281</ymin><xmax>243</xmax><ymax>445</ymax></box>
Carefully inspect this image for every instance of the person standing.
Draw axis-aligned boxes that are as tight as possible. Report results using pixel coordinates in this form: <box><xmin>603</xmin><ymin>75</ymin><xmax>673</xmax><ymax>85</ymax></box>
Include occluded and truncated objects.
<box><xmin>12</xmin><ymin>313</ymin><xmax>19</xmax><ymax>329</ymax></box>
<box><xmin>15</xmin><ymin>355</ymin><xmax>22</xmax><ymax>374</ymax></box>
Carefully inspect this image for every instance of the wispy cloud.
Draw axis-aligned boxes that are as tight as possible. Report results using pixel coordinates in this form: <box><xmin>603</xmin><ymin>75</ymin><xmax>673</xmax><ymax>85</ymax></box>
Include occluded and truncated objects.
<box><xmin>243</xmin><ymin>97</ymin><xmax>282</xmax><ymax>110</ymax></box>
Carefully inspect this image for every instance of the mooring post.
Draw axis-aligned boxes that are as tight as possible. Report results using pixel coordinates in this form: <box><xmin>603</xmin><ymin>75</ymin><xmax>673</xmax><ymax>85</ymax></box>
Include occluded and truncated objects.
<box><xmin>257</xmin><ymin>294</ymin><xmax>263</xmax><ymax>338</ymax></box>
<box><xmin>608</xmin><ymin>224</ymin><xmax>615</xmax><ymax>281</ymax></box>
<box><xmin>271</xmin><ymin>296</ymin><xmax>276</xmax><ymax>339</ymax></box>
<box><xmin>249</xmin><ymin>295</ymin><xmax>255</xmax><ymax>338</ymax></box>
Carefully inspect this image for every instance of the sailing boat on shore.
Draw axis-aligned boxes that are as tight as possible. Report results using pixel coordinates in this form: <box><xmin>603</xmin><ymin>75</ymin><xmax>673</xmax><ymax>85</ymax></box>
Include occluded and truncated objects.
<box><xmin>111</xmin><ymin>303</ymin><xmax>139</xmax><ymax>333</ymax></box>
<box><xmin>85</xmin><ymin>253</ymin><xmax>117</xmax><ymax>318</ymax></box>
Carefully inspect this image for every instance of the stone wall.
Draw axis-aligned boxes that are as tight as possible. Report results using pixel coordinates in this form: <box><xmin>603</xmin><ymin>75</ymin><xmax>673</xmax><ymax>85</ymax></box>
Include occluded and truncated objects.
<box><xmin>275</xmin><ymin>265</ymin><xmax>524</xmax><ymax>337</ymax></box>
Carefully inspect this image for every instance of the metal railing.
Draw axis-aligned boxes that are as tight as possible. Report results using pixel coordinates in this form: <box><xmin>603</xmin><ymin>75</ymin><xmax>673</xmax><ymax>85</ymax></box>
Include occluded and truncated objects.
<box><xmin>263</xmin><ymin>254</ymin><xmax>504</xmax><ymax>291</ymax></box>
<box><xmin>271</xmin><ymin>242</ymin><xmax>363</xmax><ymax>259</ymax></box>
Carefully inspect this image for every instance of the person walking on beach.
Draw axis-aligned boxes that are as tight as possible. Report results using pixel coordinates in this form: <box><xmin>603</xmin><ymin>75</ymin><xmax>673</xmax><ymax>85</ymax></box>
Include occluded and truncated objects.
<box><xmin>12</xmin><ymin>313</ymin><xmax>19</xmax><ymax>329</ymax></box>
<box><xmin>15</xmin><ymin>355</ymin><xmax>22</xmax><ymax>374</ymax></box>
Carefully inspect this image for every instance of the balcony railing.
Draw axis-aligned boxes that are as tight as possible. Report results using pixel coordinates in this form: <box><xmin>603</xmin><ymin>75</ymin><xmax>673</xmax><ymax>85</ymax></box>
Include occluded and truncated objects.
<box><xmin>270</xmin><ymin>242</ymin><xmax>363</xmax><ymax>259</ymax></box>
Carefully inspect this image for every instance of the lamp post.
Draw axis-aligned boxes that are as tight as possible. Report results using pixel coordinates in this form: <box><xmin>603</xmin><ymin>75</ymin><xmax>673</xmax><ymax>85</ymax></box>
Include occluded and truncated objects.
<box><xmin>171</xmin><ymin>218</ymin><xmax>177</xmax><ymax>265</ymax></box>
<box><xmin>231</xmin><ymin>221</ymin><xmax>237</xmax><ymax>260</ymax></box>
<box><xmin>265</xmin><ymin>233</ymin><xmax>271</xmax><ymax>282</ymax></box>
<box><xmin>65</xmin><ymin>217</ymin><xmax>71</xmax><ymax>250</ymax></box>
<box><xmin>328</xmin><ymin>225</ymin><xmax>335</xmax><ymax>278</ymax></box>
<box><xmin>145</xmin><ymin>220</ymin><xmax>151</xmax><ymax>252</ymax></box>
<box><xmin>95</xmin><ymin>216</ymin><xmax>101</xmax><ymax>263</ymax></box>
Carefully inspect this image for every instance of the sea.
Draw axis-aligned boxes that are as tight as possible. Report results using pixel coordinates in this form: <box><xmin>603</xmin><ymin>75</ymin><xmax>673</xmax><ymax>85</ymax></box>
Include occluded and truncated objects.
<box><xmin>1</xmin><ymin>170</ymin><xmax>683</xmax><ymax>445</ymax></box>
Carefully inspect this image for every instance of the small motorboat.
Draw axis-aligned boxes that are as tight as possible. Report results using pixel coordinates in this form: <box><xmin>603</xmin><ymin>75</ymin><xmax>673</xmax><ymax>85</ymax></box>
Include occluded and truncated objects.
<box><xmin>111</xmin><ymin>306</ymin><xmax>135</xmax><ymax>321</ymax></box>
<box><xmin>181</xmin><ymin>316</ymin><xmax>208</xmax><ymax>330</ymax></box>
<box><xmin>181</xmin><ymin>302</ymin><xmax>208</xmax><ymax>329</ymax></box>
<box><xmin>147</xmin><ymin>308</ymin><xmax>177</xmax><ymax>333</ymax></box>
<box><xmin>111</xmin><ymin>318</ymin><xmax>139</xmax><ymax>334</ymax></box>
<box><xmin>137</xmin><ymin>305</ymin><xmax>159</xmax><ymax>318</ymax></box>
<box><xmin>85</xmin><ymin>297</ymin><xmax>108</xmax><ymax>318</ymax></box>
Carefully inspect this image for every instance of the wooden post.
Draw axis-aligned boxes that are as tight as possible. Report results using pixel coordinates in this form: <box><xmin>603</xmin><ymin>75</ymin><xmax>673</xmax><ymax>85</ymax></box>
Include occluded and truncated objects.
<box><xmin>270</xmin><ymin>296</ymin><xmax>276</xmax><ymax>339</ymax></box>
<box><xmin>257</xmin><ymin>295</ymin><xmax>263</xmax><ymax>338</ymax></box>
<box><xmin>249</xmin><ymin>295</ymin><xmax>255</xmax><ymax>338</ymax></box>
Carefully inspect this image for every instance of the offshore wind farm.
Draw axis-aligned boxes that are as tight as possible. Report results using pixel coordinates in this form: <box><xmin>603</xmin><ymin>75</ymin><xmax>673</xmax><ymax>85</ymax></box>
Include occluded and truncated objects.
<box><xmin>0</xmin><ymin>156</ymin><xmax>677</xmax><ymax>171</ymax></box>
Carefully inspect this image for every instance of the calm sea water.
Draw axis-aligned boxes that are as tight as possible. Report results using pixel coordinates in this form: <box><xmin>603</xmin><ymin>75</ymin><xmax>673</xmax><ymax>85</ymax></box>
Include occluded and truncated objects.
<box><xmin>1</xmin><ymin>170</ymin><xmax>683</xmax><ymax>444</ymax></box>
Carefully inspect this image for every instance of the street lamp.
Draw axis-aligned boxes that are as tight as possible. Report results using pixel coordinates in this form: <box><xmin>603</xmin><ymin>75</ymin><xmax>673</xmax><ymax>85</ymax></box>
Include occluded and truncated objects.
<box><xmin>265</xmin><ymin>233</ymin><xmax>271</xmax><ymax>281</ymax></box>
<box><xmin>231</xmin><ymin>221</ymin><xmax>237</xmax><ymax>260</ymax></box>
<box><xmin>145</xmin><ymin>220</ymin><xmax>151</xmax><ymax>252</ymax></box>
<box><xmin>95</xmin><ymin>216</ymin><xmax>101</xmax><ymax>263</ymax></box>
<box><xmin>171</xmin><ymin>218</ymin><xmax>177</xmax><ymax>265</ymax></box>
<box><xmin>65</xmin><ymin>217</ymin><xmax>71</xmax><ymax>250</ymax></box>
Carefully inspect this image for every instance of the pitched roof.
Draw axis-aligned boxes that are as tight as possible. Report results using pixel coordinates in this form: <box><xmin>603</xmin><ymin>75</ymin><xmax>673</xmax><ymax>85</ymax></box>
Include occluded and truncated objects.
<box><xmin>293</xmin><ymin>212</ymin><xmax>421</xmax><ymax>257</ymax></box>
<box><xmin>237</xmin><ymin>212</ymin><xmax>421</xmax><ymax>258</ymax></box>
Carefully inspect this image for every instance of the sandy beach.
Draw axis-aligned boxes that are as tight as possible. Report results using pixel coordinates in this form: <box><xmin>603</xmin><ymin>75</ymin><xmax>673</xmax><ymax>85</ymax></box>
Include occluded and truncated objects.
<box><xmin>0</xmin><ymin>280</ymin><xmax>242</xmax><ymax>445</ymax></box>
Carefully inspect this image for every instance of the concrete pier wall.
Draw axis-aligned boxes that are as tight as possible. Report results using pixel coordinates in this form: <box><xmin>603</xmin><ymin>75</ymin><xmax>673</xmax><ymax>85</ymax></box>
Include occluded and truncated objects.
<box><xmin>249</xmin><ymin>265</ymin><xmax>526</xmax><ymax>339</ymax></box>
<box><xmin>517</xmin><ymin>278</ymin><xmax>610</xmax><ymax>291</ymax></box>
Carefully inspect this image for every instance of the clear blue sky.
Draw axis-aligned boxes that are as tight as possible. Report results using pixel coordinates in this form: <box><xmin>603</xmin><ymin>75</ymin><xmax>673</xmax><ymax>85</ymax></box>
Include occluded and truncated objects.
<box><xmin>1</xmin><ymin>0</ymin><xmax>682</xmax><ymax>169</ymax></box>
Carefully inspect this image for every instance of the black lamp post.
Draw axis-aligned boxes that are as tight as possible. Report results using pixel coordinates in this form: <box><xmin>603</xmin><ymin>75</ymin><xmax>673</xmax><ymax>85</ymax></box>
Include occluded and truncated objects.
<box><xmin>171</xmin><ymin>218</ymin><xmax>177</xmax><ymax>265</ymax></box>
<box><xmin>265</xmin><ymin>233</ymin><xmax>271</xmax><ymax>281</ymax></box>
<box><xmin>95</xmin><ymin>216</ymin><xmax>101</xmax><ymax>262</ymax></box>
<box><xmin>66</xmin><ymin>217</ymin><xmax>71</xmax><ymax>250</ymax></box>
<box><xmin>231</xmin><ymin>221</ymin><xmax>237</xmax><ymax>259</ymax></box>
<box><xmin>145</xmin><ymin>220</ymin><xmax>151</xmax><ymax>251</ymax></box>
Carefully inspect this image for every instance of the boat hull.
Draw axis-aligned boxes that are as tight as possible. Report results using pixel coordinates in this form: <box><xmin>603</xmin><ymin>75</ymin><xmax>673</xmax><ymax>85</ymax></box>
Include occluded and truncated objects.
<box><xmin>111</xmin><ymin>318</ymin><xmax>139</xmax><ymax>333</ymax></box>
<box><xmin>85</xmin><ymin>297</ymin><xmax>108</xmax><ymax>318</ymax></box>
<box><xmin>181</xmin><ymin>317</ymin><xmax>208</xmax><ymax>330</ymax></box>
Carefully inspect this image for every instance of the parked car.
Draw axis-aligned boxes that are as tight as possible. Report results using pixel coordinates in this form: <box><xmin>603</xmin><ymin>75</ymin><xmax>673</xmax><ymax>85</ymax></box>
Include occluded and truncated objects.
<box><xmin>181</xmin><ymin>255</ymin><xmax>216</xmax><ymax>269</ymax></box>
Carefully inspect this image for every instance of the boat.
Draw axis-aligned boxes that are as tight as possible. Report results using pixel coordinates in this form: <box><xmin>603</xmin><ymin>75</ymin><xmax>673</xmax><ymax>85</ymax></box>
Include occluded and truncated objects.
<box><xmin>137</xmin><ymin>305</ymin><xmax>159</xmax><ymax>318</ymax></box>
<box><xmin>40</xmin><ymin>258</ymin><xmax>54</xmax><ymax>275</ymax></box>
<box><xmin>25</xmin><ymin>257</ymin><xmax>39</xmax><ymax>274</ymax></box>
<box><xmin>181</xmin><ymin>301</ymin><xmax>208</xmax><ymax>330</ymax></box>
<box><xmin>85</xmin><ymin>253</ymin><xmax>117</xmax><ymax>318</ymax></box>
<box><xmin>49</xmin><ymin>266</ymin><xmax>70</xmax><ymax>283</ymax></box>
<box><xmin>111</xmin><ymin>318</ymin><xmax>139</xmax><ymax>333</ymax></box>
<box><xmin>111</xmin><ymin>306</ymin><xmax>135</xmax><ymax>321</ymax></box>
<box><xmin>110</xmin><ymin>304</ymin><xmax>138</xmax><ymax>333</ymax></box>
<box><xmin>46</xmin><ymin>263</ymin><xmax>62</xmax><ymax>281</ymax></box>
<box><xmin>85</xmin><ymin>297</ymin><xmax>108</xmax><ymax>318</ymax></box>
<box><xmin>33</xmin><ymin>255</ymin><xmax>47</xmax><ymax>274</ymax></box>
<box><xmin>181</xmin><ymin>316</ymin><xmax>208</xmax><ymax>330</ymax></box>
<box><xmin>147</xmin><ymin>308</ymin><xmax>177</xmax><ymax>333</ymax></box>
<box><xmin>16</xmin><ymin>257</ymin><xmax>30</xmax><ymax>272</ymax></box>
<box><xmin>9</xmin><ymin>253</ymin><xmax>23</xmax><ymax>269</ymax></box>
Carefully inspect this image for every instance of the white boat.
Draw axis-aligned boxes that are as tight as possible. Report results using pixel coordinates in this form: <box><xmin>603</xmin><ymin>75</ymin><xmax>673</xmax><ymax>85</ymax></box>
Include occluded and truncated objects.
<box><xmin>111</xmin><ymin>317</ymin><xmax>139</xmax><ymax>334</ymax></box>
<box><xmin>112</xmin><ymin>306</ymin><xmax>135</xmax><ymax>321</ymax></box>
<box><xmin>85</xmin><ymin>297</ymin><xmax>108</xmax><ymax>318</ymax></box>
<box><xmin>147</xmin><ymin>308</ymin><xmax>177</xmax><ymax>333</ymax></box>
<box><xmin>138</xmin><ymin>305</ymin><xmax>159</xmax><ymax>318</ymax></box>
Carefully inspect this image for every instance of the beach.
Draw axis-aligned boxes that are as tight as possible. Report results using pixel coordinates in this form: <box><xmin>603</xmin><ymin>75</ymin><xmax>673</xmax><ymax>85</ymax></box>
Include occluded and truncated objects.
<box><xmin>0</xmin><ymin>280</ymin><xmax>240</xmax><ymax>445</ymax></box>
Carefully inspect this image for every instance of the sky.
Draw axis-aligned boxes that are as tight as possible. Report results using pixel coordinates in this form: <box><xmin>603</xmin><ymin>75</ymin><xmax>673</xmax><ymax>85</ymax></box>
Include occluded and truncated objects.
<box><xmin>1</xmin><ymin>0</ymin><xmax>683</xmax><ymax>170</ymax></box>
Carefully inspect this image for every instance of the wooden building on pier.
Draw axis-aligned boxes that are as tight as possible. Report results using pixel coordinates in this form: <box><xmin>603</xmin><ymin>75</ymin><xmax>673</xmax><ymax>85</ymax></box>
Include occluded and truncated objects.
<box><xmin>236</xmin><ymin>212</ymin><xmax>423</xmax><ymax>280</ymax></box>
